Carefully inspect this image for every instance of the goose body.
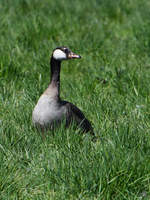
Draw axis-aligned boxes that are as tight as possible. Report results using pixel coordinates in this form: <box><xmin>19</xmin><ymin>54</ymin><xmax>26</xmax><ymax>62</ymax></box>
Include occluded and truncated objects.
<box><xmin>32</xmin><ymin>94</ymin><xmax>67</xmax><ymax>127</ymax></box>
<box><xmin>32</xmin><ymin>47</ymin><xmax>94</xmax><ymax>135</ymax></box>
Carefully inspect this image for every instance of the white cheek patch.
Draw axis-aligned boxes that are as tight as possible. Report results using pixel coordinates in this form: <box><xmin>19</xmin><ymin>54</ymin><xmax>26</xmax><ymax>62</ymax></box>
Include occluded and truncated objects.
<box><xmin>53</xmin><ymin>49</ymin><xmax>67</xmax><ymax>60</ymax></box>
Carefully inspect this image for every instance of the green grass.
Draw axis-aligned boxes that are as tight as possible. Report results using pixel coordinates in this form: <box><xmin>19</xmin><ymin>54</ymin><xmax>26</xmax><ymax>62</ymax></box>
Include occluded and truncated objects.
<box><xmin>1</xmin><ymin>0</ymin><xmax>150</xmax><ymax>199</ymax></box>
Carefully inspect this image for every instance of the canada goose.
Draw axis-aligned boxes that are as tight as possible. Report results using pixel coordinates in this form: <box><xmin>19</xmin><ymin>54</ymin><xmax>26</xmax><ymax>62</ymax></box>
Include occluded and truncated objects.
<box><xmin>32</xmin><ymin>47</ymin><xmax>94</xmax><ymax>136</ymax></box>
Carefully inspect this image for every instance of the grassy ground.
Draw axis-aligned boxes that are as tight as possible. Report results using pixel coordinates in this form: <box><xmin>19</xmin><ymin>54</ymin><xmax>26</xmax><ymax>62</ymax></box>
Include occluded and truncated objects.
<box><xmin>1</xmin><ymin>0</ymin><xmax>150</xmax><ymax>199</ymax></box>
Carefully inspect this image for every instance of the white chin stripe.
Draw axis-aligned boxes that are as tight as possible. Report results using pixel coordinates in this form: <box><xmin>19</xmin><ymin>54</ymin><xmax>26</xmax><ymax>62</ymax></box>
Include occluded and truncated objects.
<box><xmin>53</xmin><ymin>49</ymin><xmax>67</xmax><ymax>60</ymax></box>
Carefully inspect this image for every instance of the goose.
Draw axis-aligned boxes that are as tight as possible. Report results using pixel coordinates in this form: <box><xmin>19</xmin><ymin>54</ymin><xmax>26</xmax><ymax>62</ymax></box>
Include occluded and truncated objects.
<box><xmin>32</xmin><ymin>46</ymin><xmax>94</xmax><ymax>136</ymax></box>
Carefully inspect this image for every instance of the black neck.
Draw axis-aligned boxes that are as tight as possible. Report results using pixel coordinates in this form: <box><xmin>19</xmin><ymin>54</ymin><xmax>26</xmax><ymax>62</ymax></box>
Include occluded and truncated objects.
<box><xmin>50</xmin><ymin>57</ymin><xmax>61</xmax><ymax>94</ymax></box>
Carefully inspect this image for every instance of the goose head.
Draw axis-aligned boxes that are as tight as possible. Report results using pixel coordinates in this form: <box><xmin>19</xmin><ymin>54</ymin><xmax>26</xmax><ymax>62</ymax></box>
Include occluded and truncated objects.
<box><xmin>52</xmin><ymin>46</ymin><xmax>81</xmax><ymax>61</ymax></box>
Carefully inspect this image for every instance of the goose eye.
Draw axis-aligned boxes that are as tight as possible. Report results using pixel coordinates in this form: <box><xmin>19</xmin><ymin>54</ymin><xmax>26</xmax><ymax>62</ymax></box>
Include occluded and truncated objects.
<box><xmin>64</xmin><ymin>49</ymin><xmax>68</xmax><ymax>54</ymax></box>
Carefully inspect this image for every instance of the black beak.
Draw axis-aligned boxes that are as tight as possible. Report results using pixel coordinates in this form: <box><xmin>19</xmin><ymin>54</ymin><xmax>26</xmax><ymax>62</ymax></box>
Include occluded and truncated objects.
<box><xmin>68</xmin><ymin>52</ymin><xmax>81</xmax><ymax>59</ymax></box>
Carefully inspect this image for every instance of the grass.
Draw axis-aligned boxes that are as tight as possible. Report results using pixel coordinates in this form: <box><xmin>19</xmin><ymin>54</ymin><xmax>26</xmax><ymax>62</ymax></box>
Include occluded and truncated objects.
<box><xmin>1</xmin><ymin>0</ymin><xmax>150</xmax><ymax>199</ymax></box>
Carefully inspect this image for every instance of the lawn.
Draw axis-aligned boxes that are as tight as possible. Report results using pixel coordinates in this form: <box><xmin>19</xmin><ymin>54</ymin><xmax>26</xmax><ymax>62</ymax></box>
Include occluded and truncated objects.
<box><xmin>0</xmin><ymin>0</ymin><xmax>150</xmax><ymax>199</ymax></box>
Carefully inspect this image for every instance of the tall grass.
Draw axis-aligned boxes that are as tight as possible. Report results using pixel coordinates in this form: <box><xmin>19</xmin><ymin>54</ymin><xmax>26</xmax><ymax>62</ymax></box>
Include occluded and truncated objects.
<box><xmin>1</xmin><ymin>0</ymin><xmax>150</xmax><ymax>199</ymax></box>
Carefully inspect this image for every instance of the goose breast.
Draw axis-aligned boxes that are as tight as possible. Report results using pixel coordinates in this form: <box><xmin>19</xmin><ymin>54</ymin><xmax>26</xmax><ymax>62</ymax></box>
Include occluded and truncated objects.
<box><xmin>32</xmin><ymin>95</ymin><xmax>67</xmax><ymax>127</ymax></box>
